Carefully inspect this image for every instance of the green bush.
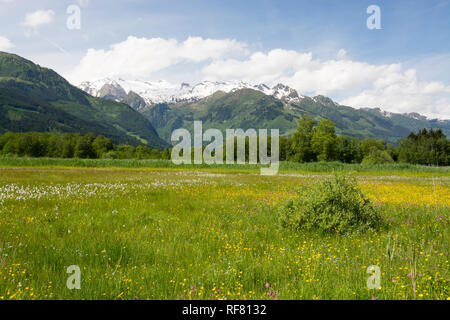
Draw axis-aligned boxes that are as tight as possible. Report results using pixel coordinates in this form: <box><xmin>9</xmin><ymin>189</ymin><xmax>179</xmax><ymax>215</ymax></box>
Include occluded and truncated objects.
<box><xmin>362</xmin><ymin>149</ymin><xmax>394</xmax><ymax>165</ymax></box>
<box><xmin>279</xmin><ymin>175</ymin><xmax>381</xmax><ymax>234</ymax></box>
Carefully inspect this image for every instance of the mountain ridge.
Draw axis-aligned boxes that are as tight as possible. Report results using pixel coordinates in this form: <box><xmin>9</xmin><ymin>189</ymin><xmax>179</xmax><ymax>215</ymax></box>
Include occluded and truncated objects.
<box><xmin>139</xmin><ymin>88</ymin><xmax>450</xmax><ymax>144</ymax></box>
<box><xmin>78</xmin><ymin>77</ymin><xmax>448</xmax><ymax>122</ymax></box>
<box><xmin>77</xmin><ymin>77</ymin><xmax>450</xmax><ymax>144</ymax></box>
<box><xmin>0</xmin><ymin>52</ymin><xmax>168</xmax><ymax>149</ymax></box>
<box><xmin>78</xmin><ymin>78</ymin><xmax>304</xmax><ymax>107</ymax></box>
<box><xmin>1</xmin><ymin>51</ymin><xmax>448</xmax><ymax>148</ymax></box>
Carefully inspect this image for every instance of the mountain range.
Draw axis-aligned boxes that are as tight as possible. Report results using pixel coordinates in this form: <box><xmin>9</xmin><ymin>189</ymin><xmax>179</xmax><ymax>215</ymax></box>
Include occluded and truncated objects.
<box><xmin>0</xmin><ymin>51</ymin><xmax>448</xmax><ymax>149</ymax></box>
<box><xmin>0</xmin><ymin>52</ymin><xmax>167</xmax><ymax>149</ymax></box>
<box><xmin>78</xmin><ymin>78</ymin><xmax>303</xmax><ymax>106</ymax></box>
<box><xmin>78</xmin><ymin>78</ymin><xmax>450</xmax><ymax>144</ymax></box>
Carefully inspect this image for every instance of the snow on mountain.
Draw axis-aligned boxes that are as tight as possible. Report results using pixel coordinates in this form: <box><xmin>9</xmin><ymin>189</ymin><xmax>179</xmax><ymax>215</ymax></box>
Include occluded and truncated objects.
<box><xmin>381</xmin><ymin>110</ymin><xmax>393</xmax><ymax>118</ymax></box>
<box><xmin>271</xmin><ymin>83</ymin><xmax>304</xmax><ymax>103</ymax></box>
<box><xmin>361</xmin><ymin>107</ymin><xmax>449</xmax><ymax>122</ymax></box>
<box><xmin>312</xmin><ymin>95</ymin><xmax>339</xmax><ymax>107</ymax></box>
<box><xmin>404</xmin><ymin>112</ymin><xmax>427</xmax><ymax>121</ymax></box>
<box><xmin>77</xmin><ymin>79</ymin><xmax>448</xmax><ymax>123</ymax></box>
<box><xmin>77</xmin><ymin>78</ymin><xmax>304</xmax><ymax>105</ymax></box>
<box><xmin>78</xmin><ymin>78</ymin><xmax>116</xmax><ymax>97</ymax></box>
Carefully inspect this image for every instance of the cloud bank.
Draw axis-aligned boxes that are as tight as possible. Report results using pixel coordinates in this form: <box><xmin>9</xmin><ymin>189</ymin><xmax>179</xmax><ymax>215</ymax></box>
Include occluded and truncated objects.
<box><xmin>69</xmin><ymin>36</ymin><xmax>248</xmax><ymax>83</ymax></box>
<box><xmin>67</xmin><ymin>36</ymin><xmax>450</xmax><ymax>119</ymax></box>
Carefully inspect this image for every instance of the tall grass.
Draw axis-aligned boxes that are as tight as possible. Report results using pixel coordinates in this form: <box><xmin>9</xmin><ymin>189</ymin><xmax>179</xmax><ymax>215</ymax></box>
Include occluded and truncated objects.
<box><xmin>0</xmin><ymin>157</ymin><xmax>448</xmax><ymax>175</ymax></box>
<box><xmin>0</xmin><ymin>168</ymin><xmax>448</xmax><ymax>300</ymax></box>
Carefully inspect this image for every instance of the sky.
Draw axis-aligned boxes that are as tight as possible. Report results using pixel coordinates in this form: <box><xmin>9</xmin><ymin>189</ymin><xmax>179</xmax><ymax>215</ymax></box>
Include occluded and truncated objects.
<box><xmin>0</xmin><ymin>0</ymin><xmax>450</xmax><ymax>118</ymax></box>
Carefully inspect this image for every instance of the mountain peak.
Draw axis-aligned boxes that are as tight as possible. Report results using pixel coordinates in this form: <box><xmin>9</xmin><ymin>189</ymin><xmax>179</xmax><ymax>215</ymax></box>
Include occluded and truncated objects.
<box><xmin>404</xmin><ymin>112</ymin><xmax>427</xmax><ymax>121</ymax></box>
<box><xmin>98</xmin><ymin>82</ymin><xmax>127</xmax><ymax>101</ymax></box>
<box><xmin>313</xmin><ymin>95</ymin><xmax>339</xmax><ymax>107</ymax></box>
<box><xmin>77</xmin><ymin>78</ymin><xmax>305</xmax><ymax>105</ymax></box>
<box><xmin>271</xmin><ymin>84</ymin><xmax>302</xmax><ymax>103</ymax></box>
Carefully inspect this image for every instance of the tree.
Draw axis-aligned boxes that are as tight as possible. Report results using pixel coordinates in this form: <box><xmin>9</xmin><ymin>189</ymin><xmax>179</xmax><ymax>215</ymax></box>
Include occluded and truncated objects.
<box><xmin>311</xmin><ymin>119</ymin><xmax>337</xmax><ymax>162</ymax></box>
<box><xmin>361</xmin><ymin>138</ymin><xmax>385</xmax><ymax>158</ymax></box>
<box><xmin>279</xmin><ymin>136</ymin><xmax>289</xmax><ymax>161</ymax></box>
<box><xmin>61</xmin><ymin>135</ymin><xmax>75</xmax><ymax>158</ymax></box>
<box><xmin>74</xmin><ymin>134</ymin><xmax>96</xmax><ymax>159</ymax></box>
<box><xmin>335</xmin><ymin>136</ymin><xmax>362</xmax><ymax>163</ymax></box>
<box><xmin>0</xmin><ymin>132</ymin><xmax>170</xmax><ymax>160</ymax></box>
<box><xmin>360</xmin><ymin>137</ymin><xmax>393</xmax><ymax>164</ymax></box>
<box><xmin>92</xmin><ymin>135</ymin><xmax>114</xmax><ymax>158</ymax></box>
<box><xmin>116</xmin><ymin>145</ymin><xmax>135</xmax><ymax>159</ymax></box>
<box><xmin>162</xmin><ymin>147</ymin><xmax>171</xmax><ymax>160</ymax></box>
<box><xmin>397</xmin><ymin>128</ymin><xmax>449</xmax><ymax>166</ymax></box>
<box><xmin>288</xmin><ymin>116</ymin><xmax>316</xmax><ymax>162</ymax></box>
<box><xmin>135</xmin><ymin>145</ymin><xmax>155</xmax><ymax>159</ymax></box>
<box><xmin>2</xmin><ymin>139</ymin><xmax>18</xmax><ymax>156</ymax></box>
<box><xmin>362</xmin><ymin>149</ymin><xmax>394</xmax><ymax>164</ymax></box>
<box><xmin>0</xmin><ymin>132</ymin><xmax>16</xmax><ymax>151</ymax></box>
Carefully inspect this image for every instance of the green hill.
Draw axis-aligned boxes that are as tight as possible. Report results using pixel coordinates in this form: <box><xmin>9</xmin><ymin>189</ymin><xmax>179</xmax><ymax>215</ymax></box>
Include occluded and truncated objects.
<box><xmin>0</xmin><ymin>52</ymin><xmax>167</xmax><ymax>149</ymax></box>
<box><xmin>141</xmin><ymin>89</ymin><xmax>297</xmax><ymax>141</ymax></box>
<box><xmin>140</xmin><ymin>89</ymin><xmax>450</xmax><ymax>144</ymax></box>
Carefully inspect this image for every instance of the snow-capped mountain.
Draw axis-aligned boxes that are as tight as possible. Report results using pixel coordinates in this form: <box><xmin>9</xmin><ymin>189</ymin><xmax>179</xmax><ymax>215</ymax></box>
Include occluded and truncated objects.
<box><xmin>312</xmin><ymin>95</ymin><xmax>340</xmax><ymax>107</ymax></box>
<box><xmin>360</xmin><ymin>107</ymin><xmax>448</xmax><ymax>122</ymax></box>
<box><xmin>77</xmin><ymin>78</ymin><xmax>304</xmax><ymax>106</ymax></box>
<box><xmin>77</xmin><ymin>78</ymin><xmax>447</xmax><ymax>123</ymax></box>
<box><xmin>271</xmin><ymin>83</ymin><xmax>304</xmax><ymax>103</ymax></box>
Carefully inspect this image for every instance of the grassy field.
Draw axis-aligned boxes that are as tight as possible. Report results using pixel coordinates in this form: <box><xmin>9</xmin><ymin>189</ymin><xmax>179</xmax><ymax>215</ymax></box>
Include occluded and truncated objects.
<box><xmin>0</xmin><ymin>157</ymin><xmax>449</xmax><ymax>175</ymax></box>
<box><xmin>0</xmin><ymin>159</ymin><xmax>448</xmax><ymax>300</ymax></box>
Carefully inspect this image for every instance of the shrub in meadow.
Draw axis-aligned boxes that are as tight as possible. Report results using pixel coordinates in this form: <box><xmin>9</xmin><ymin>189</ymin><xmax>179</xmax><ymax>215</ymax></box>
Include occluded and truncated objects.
<box><xmin>362</xmin><ymin>149</ymin><xmax>394</xmax><ymax>165</ymax></box>
<box><xmin>279</xmin><ymin>174</ymin><xmax>381</xmax><ymax>234</ymax></box>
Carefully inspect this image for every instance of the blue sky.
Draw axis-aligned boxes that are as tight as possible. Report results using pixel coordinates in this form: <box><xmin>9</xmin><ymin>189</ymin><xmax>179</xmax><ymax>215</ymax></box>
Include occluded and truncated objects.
<box><xmin>1</xmin><ymin>0</ymin><xmax>449</xmax><ymax>118</ymax></box>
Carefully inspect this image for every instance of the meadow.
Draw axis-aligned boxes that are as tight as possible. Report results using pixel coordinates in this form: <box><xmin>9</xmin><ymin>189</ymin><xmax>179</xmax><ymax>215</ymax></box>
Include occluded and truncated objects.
<box><xmin>0</xmin><ymin>159</ymin><xmax>448</xmax><ymax>300</ymax></box>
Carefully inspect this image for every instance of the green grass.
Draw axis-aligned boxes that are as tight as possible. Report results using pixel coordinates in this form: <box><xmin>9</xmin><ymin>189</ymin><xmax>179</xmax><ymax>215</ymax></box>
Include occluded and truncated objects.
<box><xmin>0</xmin><ymin>157</ymin><xmax>448</xmax><ymax>176</ymax></box>
<box><xmin>0</xmin><ymin>165</ymin><xmax>448</xmax><ymax>300</ymax></box>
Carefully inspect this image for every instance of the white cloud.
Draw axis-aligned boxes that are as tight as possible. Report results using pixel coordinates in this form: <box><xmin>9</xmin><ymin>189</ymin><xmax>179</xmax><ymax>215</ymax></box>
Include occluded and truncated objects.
<box><xmin>68</xmin><ymin>37</ymin><xmax>450</xmax><ymax>119</ymax></box>
<box><xmin>202</xmin><ymin>49</ymin><xmax>450</xmax><ymax>119</ymax></box>
<box><xmin>22</xmin><ymin>9</ymin><xmax>55</xmax><ymax>30</ymax></box>
<box><xmin>68</xmin><ymin>36</ymin><xmax>247</xmax><ymax>83</ymax></box>
<box><xmin>341</xmin><ymin>77</ymin><xmax>450</xmax><ymax>119</ymax></box>
<box><xmin>0</xmin><ymin>36</ymin><xmax>14</xmax><ymax>51</ymax></box>
<box><xmin>203</xmin><ymin>50</ymin><xmax>389</xmax><ymax>94</ymax></box>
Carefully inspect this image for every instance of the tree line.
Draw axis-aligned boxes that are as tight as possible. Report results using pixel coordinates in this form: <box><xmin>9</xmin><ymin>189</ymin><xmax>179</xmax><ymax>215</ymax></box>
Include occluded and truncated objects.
<box><xmin>0</xmin><ymin>117</ymin><xmax>448</xmax><ymax>165</ymax></box>
<box><xmin>278</xmin><ymin>117</ymin><xmax>449</xmax><ymax>166</ymax></box>
<box><xmin>0</xmin><ymin>132</ymin><xmax>170</xmax><ymax>160</ymax></box>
